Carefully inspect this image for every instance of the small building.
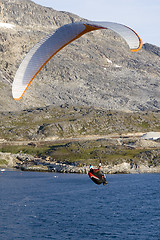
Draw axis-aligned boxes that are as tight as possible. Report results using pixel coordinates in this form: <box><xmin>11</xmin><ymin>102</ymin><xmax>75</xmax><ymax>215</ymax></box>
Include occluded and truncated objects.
<box><xmin>141</xmin><ymin>132</ymin><xmax>160</xmax><ymax>140</ymax></box>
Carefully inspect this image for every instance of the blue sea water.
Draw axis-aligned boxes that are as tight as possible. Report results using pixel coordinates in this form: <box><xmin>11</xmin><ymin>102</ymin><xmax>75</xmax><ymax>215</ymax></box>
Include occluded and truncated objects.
<box><xmin>0</xmin><ymin>170</ymin><xmax>160</xmax><ymax>240</ymax></box>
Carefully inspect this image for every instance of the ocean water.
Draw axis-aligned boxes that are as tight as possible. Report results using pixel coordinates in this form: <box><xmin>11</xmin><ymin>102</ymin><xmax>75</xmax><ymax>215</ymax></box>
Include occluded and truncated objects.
<box><xmin>0</xmin><ymin>170</ymin><xmax>160</xmax><ymax>240</ymax></box>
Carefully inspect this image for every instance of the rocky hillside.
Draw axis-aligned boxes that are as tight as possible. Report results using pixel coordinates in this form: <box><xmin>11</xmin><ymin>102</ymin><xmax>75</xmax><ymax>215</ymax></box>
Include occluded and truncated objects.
<box><xmin>0</xmin><ymin>105</ymin><xmax>160</xmax><ymax>141</ymax></box>
<box><xmin>0</xmin><ymin>0</ymin><xmax>160</xmax><ymax>112</ymax></box>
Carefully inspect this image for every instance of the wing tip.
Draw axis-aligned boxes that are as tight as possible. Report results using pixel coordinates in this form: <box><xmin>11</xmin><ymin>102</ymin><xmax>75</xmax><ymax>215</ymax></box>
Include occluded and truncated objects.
<box><xmin>13</xmin><ymin>96</ymin><xmax>22</xmax><ymax>101</ymax></box>
<box><xmin>131</xmin><ymin>37</ymin><xmax>143</xmax><ymax>52</ymax></box>
<box><xmin>12</xmin><ymin>87</ymin><xmax>26</xmax><ymax>101</ymax></box>
<box><xmin>129</xmin><ymin>27</ymin><xmax>143</xmax><ymax>52</ymax></box>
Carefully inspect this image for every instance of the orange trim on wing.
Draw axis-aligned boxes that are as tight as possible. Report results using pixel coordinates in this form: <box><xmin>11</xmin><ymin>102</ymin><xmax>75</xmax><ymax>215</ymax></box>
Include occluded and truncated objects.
<box><xmin>129</xmin><ymin>28</ymin><xmax>143</xmax><ymax>52</ymax></box>
<box><xmin>131</xmin><ymin>36</ymin><xmax>143</xmax><ymax>52</ymax></box>
<box><xmin>14</xmin><ymin>24</ymin><xmax>99</xmax><ymax>100</ymax></box>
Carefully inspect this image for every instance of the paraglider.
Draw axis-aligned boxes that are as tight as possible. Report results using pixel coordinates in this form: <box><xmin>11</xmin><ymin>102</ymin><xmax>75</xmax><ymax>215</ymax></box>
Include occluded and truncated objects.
<box><xmin>88</xmin><ymin>162</ymin><xmax>108</xmax><ymax>185</ymax></box>
<box><xmin>12</xmin><ymin>21</ymin><xmax>142</xmax><ymax>100</ymax></box>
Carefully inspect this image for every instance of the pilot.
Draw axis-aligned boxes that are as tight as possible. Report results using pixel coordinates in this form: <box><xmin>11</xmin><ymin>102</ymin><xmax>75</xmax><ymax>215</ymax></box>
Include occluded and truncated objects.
<box><xmin>89</xmin><ymin>163</ymin><xmax>101</xmax><ymax>173</ymax></box>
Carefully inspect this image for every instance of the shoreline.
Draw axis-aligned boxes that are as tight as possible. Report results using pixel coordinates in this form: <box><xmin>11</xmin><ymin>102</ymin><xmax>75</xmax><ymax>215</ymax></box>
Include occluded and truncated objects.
<box><xmin>1</xmin><ymin>151</ymin><xmax>160</xmax><ymax>174</ymax></box>
<box><xmin>1</xmin><ymin>132</ymin><xmax>160</xmax><ymax>174</ymax></box>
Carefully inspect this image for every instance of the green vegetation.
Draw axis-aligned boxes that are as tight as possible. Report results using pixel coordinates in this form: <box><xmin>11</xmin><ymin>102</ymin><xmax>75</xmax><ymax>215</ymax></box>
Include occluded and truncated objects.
<box><xmin>0</xmin><ymin>106</ymin><xmax>160</xmax><ymax>140</ymax></box>
<box><xmin>138</xmin><ymin>121</ymin><xmax>150</xmax><ymax>129</ymax></box>
<box><xmin>1</xmin><ymin>145</ymin><xmax>50</xmax><ymax>157</ymax></box>
<box><xmin>0</xmin><ymin>106</ymin><xmax>160</xmax><ymax>169</ymax></box>
<box><xmin>0</xmin><ymin>159</ymin><xmax>8</xmax><ymax>166</ymax></box>
<box><xmin>1</xmin><ymin>139</ymin><xmax>159</xmax><ymax>167</ymax></box>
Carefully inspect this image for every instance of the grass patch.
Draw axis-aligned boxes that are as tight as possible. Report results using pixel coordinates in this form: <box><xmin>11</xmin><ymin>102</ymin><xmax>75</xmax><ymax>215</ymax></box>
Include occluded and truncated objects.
<box><xmin>1</xmin><ymin>138</ymin><xmax>159</xmax><ymax>167</ymax></box>
<box><xmin>1</xmin><ymin>145</ymin><xmax>50</xmax><ymax>157</ymax></box>
<box><xmin>0</xmin><ymin>159</ymin><xmax>8</xmax><ymax>166</ymax></box>
<box><xmin>139</xmin><ymin>121</ymin><xmax>150</xmax><ymax>129</ymax></box>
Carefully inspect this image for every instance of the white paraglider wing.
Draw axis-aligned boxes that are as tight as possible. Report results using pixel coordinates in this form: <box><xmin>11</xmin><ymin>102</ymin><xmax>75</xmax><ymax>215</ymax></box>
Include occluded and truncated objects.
<box><xmin>12</xmin><ymin>21</ymin><xmax>142</xmax><ymax>100</ymax></box>
<box><xmin>87</xmin><ymin>21</ymin><xmax>142</xmax><ymax>51</ymax></box>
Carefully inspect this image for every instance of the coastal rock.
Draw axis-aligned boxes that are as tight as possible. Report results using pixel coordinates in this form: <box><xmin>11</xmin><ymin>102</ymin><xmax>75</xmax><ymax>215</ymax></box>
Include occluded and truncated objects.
<box><xmin>0</xmin><ymin>151</ymin><xmax>160</xmax><ymax>174</ymax></box>
<box><xmin>0</xmin><ymin>152</ymin><xmax>16</xmax><ymax>167</ymax></box>
<box><xmin>101</xmin><ymin>162</ymin><xmax>160</xmax><ymax>174</ymax></box>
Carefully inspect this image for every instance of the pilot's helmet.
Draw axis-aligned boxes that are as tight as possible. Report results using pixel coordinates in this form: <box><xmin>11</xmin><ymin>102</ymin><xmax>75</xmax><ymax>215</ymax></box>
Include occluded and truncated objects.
<box><xmin>89</xmin><ymin>165</ymin><xmax>93</xmax><ymax>170</ymax></box>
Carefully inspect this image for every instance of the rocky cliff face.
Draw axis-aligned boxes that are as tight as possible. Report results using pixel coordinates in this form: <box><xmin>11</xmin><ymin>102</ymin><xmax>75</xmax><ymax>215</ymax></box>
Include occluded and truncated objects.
<box><xmin>0</xmin><ymin>0</ymin><xmax>160</xmax><ymax>112</ymax></box>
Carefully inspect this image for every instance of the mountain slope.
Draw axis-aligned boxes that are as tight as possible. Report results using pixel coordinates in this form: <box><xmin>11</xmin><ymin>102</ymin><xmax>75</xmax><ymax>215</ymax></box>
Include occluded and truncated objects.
<box><xmin>0</xmin><ymin>0</ymin><xmax>160</xmax><ymax>112</ymax></box>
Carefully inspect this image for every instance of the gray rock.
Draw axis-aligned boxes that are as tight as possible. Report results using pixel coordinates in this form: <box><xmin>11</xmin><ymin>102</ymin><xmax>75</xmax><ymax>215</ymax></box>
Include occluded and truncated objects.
<box><xmin>0</xmin><ymin>0</ymin><xmax>160</xmax><ymax>112</ymax></box>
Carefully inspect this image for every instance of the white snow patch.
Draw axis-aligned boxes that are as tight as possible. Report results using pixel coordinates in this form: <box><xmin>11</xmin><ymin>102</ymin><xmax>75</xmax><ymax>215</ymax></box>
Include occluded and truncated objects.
<box><xmin>106</xmin><ymin>58</ymin><xmax>112</xmax><ymax>64</ymax></box>
<box><xmin>114</xmin><ymin>64</ymin><xmax>122</xmax><ymax>68</ymax></box>
<box><xmin>0</xmin><ymin>22</ymin><xmax>15</xmax><ymax>29</ymax></box>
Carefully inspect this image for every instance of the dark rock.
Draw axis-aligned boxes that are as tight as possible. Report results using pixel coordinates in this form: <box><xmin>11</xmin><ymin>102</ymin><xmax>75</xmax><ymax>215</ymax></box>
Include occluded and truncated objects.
<box><xmin>143</xmin><ymin>43</ymin><xmax>160</xmax><ymax>57</ymax></box>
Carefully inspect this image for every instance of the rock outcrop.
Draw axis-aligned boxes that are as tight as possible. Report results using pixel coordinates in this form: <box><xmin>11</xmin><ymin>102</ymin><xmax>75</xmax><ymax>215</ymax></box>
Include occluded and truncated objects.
<box><xmin>1</xmin><ymin>136</ymin><xmax>160</xmax><ymax>173</ymax></box>
<box><xmin>1</xmin><ymin>151</ymin><xmax>160</xmax><ymax>174</ymax></box>
<box><xmin>0</xmin><ymin>0</ymin><xmax>160</xmax><ymax>112</ymax></box>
